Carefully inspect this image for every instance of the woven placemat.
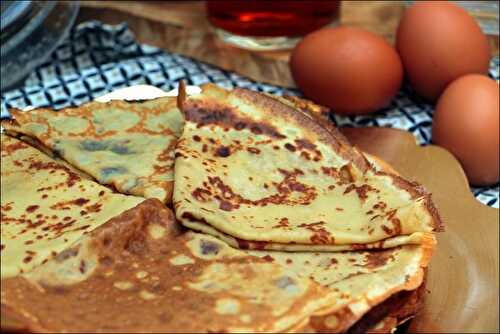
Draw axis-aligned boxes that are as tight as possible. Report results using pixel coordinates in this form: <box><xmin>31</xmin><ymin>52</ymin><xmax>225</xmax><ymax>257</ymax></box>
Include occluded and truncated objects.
<box><xmin>1</xmin><ymin>21</ymin><xmax>498</xmax><ymax>207</ymax></box>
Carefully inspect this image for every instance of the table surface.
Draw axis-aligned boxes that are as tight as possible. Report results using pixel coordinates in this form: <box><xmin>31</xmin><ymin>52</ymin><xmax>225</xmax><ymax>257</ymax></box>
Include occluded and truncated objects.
<box><xmin>78</xmin><ymin>1</ymin><xmax>499</xmax><ymax>88</ymax></box>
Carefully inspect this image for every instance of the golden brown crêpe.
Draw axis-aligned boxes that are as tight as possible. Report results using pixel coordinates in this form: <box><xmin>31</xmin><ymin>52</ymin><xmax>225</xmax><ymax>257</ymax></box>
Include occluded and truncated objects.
<box><xmin>295</xmin><ymin>283</ymin><xmax>426</xmax><ymax>333</ymax></box>
<box><xmin>13</xmin><ymin>134</ymin><xmax>96</xmax><ymax>180</ymax></box>
<box><xmin>1</xmin><ymin>199</ymin><xmax>432</xmax><ymax>333</ymax></box>
<box><xmin>0</xmin><ymin>85</ymin><xmax>439</xmax><ymax>333</ymax></box>
<box><xmin>2</xmin><ymin>97</ymin><xmax>182</xmax><ymax>203</ymax></box>
<box><xmin>246</xmin><ymin>242</ymin><xmax>433</xmax><ymax>333</ymax></box>
<box><xmin>1</xmin><ymin>200</ymin><xmax>334</xmax><ymax>333</ymax></box>
<box><xmin>174</xmin><ymin>83</ymin><xmax>442</xmax><ymax>251</ymax></box>
<box><xmin>0</xmin><ymin>135</ymin><xmax>144</xmax><ymax>278</ymax></box>
<box><xmin>355</xmin><ymin>281</ymin><xmax>427</xmax><ymax>334</ymax></box>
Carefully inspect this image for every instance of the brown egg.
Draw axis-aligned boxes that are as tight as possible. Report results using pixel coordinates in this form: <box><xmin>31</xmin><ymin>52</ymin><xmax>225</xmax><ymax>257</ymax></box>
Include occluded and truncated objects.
<box><xmin>432</xmin><ymin>75</ymin><xmax>499</xmax><ymax>186</ymax></box>
<box><xmin>396</xmin><ymin>1</ymin><xmax>490</xmax><ymax>101</ymax></box>
<box><xmin>290</xmin><ymin>27</ymin><xmax>403</xmax><ymax>115</ymax></box>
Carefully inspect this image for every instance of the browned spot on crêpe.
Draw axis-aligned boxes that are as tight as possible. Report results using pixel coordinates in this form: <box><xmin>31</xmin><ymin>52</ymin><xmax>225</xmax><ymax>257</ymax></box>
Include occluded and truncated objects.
<box><xmin>85</xmin><ymin>203</ymin><xmax>102</xmax><ymax>213</ymax></box>
<box><xmin>199</xmin><ymin>239</ymin><xmax>220</xmax><ymax>255</ymax></box>
<box><xmin>284</xmin><ymin>143</ymin><xmax>296</xmax><ymax>152</ymax></box>
<box><xmin>321</xmin><ymin>166</ymin><xmax>339</xmax><ymax>177</ymax></box>
<box><xmin>192</xmin><ymin>188</ymin><xmax>212</xmax><ymax>202</ymax></box>
<box><xmin>247</xmin><ymin>147</ymin><xmax>260</xmax><ymax>154</ymax></box>
<box><xmin>262</xmin><ymin>255</ymin><xmax>274</xmax><ymax>262</ymax></box>
<box><xmin>174</xmin><ymin>152</ymin><xmax>187</xmax><ymax>159</ymax></box>
<box><xmin>294</xmin><ymin>139</ymin><xmax>316</xmax><ymax>151</ymax></box>
<box><xmin>338</xmin><ymin>165</ymin><xmax>354</xmax><ymax>183</ymax></box>
<box><xmin>364</xmin><ymin>248</ymin><xmax>397</xmax><ymax>269</ymax></box>
<box><xmin>391</xmin><ymin>218</ymin><xmax>402</xmax><ymax>235</ymax></box>
<box><xmin>191</xmin><ymin>169</ymin><xmax>317</xmax><ymax>212</ymax></box>
<box><xmin>50</xmin><ymin>198</ymin><xmax>90</xmax><ymax>210</ymax></box>
<box><xmin>215</xmin><ymin>146</ymin><xmax>231</xmax><ymax>158</ymax></box>
<box><xmin>1</xmin><ymin>139</ymin><xmax>29</xmax><ymax>155</ymax></box>
<box><xmin>373</xmin><ymin>202</ymin><xmax>387</xmax><ymax>210</ymax></box>
<box><xmin>343</xmin><ymin>184</ymin><xmax>378</xmax><ymax>201</ymax></box>
<box><xmin>273</xmin><ymin>218</ymin><xmax>289</xmax><ymax>229</ymax></box>
<box><xmin>236</xmin><ymin>238</ymin><xmax>268</xmax><ymax>250</ymax></box>
<box><xmin>28</xmin><ymin>161</ymin><xmax>81</xmax><ymax>187</ymax></box>
<box><xmin>381</xmin><ymin>225</ymin><xmax>393</xmax><ymax>235</ymax></box>
<box><xmin>183</xmin><ymin>101</ymin><xmax>285</xmax><ymax>139</ymax></box>
<box><xmin>26</xmin><ymin>205</ymin><xmax>39</xmax><ymax>213</ymax></box>
<box><xmin>298</xmin><ymin>222</ymin><xmax>333</xmax><ymax>244</ymax></box>
<box><xmin>385</xmin><ymin>209</ymin><xmax>397</xmax><ymax>220</ymax></box>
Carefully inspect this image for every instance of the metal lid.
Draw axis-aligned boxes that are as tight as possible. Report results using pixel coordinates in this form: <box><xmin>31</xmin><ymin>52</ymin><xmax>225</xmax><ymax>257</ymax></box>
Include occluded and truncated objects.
<box><xmin>0</xmin><ymin>1</ymin><xmax>33</xmax><ymax>32</ymax></box>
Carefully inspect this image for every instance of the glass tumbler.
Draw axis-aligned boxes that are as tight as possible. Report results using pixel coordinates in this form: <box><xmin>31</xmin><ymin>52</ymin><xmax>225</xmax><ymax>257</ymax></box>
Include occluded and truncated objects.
<box><xmin>206</xmin><ymin>0</ymin><xmax>341</xmax><ymax>51</ymax></box>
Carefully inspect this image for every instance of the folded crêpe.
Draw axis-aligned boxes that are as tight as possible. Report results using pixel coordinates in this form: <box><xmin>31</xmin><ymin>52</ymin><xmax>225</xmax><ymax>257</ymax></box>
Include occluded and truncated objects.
<box><xmin>2</xmin><ymin>97</ymin><xmax>182</xmax><ymax>203</ymax></box>
<box><xmin>0</xmin><ymin>135</ymin><xmax>144</xmax><ymax>278</ymax></box>
<box><xmin>174</xmin><ymin>84</ymin><xmax>442</xmax><ymax>251</ymax></box>
<box><xmin>1</xmin><ymin>199</ymin><xmax>432</xmax><ymax>333</ymax></box>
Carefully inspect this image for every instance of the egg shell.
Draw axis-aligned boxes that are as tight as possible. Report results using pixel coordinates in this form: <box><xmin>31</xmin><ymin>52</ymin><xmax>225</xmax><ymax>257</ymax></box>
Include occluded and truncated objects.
<box><xmin>396</xmin><ymin>1</ymin><xmax>490</xmax><ymax>101</ymax></box>
<box><xmin>290</xmin><ymin>27</ymin><xmax>403</xmax><ymax>115</ymax></box>
<box><xmin>432</xmin><ymin>74</ymin><xmax>499</xmax><ymax>186</ymax></box>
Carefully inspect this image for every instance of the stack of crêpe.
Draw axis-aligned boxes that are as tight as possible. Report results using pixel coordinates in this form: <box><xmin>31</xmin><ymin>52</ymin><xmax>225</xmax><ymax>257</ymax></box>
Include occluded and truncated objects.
<box><xmin>0</xmin><ymin>83</ymin><xmax>442</xmax><ymax>333</ymax></box>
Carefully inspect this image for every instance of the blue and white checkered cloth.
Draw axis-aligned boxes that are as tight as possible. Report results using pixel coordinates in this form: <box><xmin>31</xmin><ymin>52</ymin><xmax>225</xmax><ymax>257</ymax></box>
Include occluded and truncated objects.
<box><xmin>1</xmin><ymin>21</ymin><xmax>498</xmax><ymax>208</ymax></box>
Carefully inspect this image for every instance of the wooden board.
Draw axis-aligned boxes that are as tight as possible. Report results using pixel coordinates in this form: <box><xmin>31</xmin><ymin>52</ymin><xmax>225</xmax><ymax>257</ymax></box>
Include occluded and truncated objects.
<box><xmin>342</xmin><ymin>127</ymin><xmax>499</xmax><ymax>333</ymax></box>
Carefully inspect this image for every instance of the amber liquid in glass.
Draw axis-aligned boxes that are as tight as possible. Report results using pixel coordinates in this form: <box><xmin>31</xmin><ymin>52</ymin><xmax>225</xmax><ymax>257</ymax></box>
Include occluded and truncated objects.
<box><xmin>206</xmin><ymin>1</ymin><xmax>340</xmax><ymax>49</ymax></box>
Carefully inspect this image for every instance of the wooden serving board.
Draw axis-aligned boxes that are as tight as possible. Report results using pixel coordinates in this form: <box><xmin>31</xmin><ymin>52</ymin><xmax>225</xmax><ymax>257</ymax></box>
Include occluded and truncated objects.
<box><xmin>342</xmin><ymin>127</ymin><xmax>499</xmax><ymax>333</ymax></box>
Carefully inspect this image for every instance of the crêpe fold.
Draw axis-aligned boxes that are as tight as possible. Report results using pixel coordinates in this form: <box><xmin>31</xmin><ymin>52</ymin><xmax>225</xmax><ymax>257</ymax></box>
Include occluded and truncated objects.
<box><xmin>3</xmin><ymin>97</ymin><xmax>182</xmax><ymax>203</ymax></box>
<box><xmin>1</xmin><ymin>199</ymin><xmax>432</xmax><ymax>333</ymax></box>
<box><xmin>174</xmin><ymin>83</ymin><xmax>442</xmax><ymax>251</ymax></box>
<box><xmin>0</xmin><ymin>135</ymin><xmax>144</xmax><ymax>278</ymax></box>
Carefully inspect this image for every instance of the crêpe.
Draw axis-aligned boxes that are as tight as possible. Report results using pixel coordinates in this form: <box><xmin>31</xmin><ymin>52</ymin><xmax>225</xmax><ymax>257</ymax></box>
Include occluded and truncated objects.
<box><xmin>0</xmin><ymin>135</ymin><xmax>144</xmax><ymax>278</ymax></box>
<box><xmin>1</xmin><ymin>200</ymin><xmax>338</xmax><ymax>333</ymax></box>
<box><xmin>174</xmin><ymin>83</ymin><xmax>442</xmax><ymax>251</ymax></box>
<box><xmin>1</xmin><ymin>199</ymin><xmax>432</xmax><ymax>333</ymax></box>
<box><xmin>1</xmin><ymin>84</ymin><xmax>439</xmax><ymax>333</ymax></box>
<box><xmin>2</xmin><ymin>96</ymin><xmax>182</xmax><ymax>203</ymax></box>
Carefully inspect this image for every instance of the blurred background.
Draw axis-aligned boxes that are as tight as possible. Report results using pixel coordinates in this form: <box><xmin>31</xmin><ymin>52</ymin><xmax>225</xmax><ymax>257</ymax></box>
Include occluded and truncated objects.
<box><xmin>2</xmin><ymin>1</ymin><xmax>498</xmax><ymax>90</ymax></box>
<box><xmin>75</xmin><ymin>1</ymin><xmax>499</xmax><ymax>88</ymax></box>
